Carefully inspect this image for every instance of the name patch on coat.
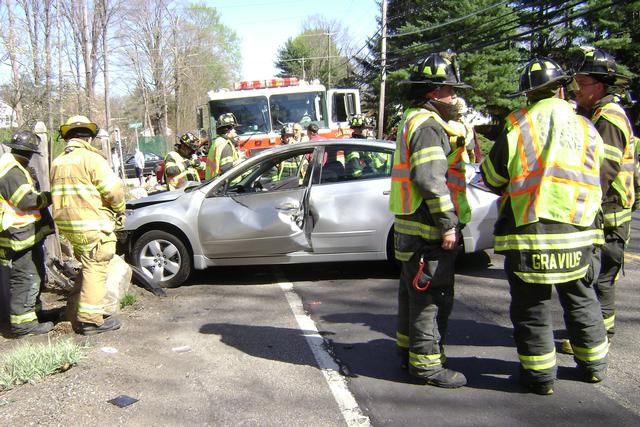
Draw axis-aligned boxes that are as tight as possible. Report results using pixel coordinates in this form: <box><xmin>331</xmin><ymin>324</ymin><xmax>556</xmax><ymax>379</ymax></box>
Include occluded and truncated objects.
<box><xmin>531</xmin><ymin>251</ymin><xmax>582</xmax><ymax>270</ymax></box>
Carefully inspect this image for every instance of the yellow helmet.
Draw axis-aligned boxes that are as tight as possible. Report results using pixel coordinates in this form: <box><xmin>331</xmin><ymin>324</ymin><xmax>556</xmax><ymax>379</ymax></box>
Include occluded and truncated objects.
<box><xmin>59</xmin><ymin>115</ymin><xmax>98</xmax><ymax>139</ymax></box>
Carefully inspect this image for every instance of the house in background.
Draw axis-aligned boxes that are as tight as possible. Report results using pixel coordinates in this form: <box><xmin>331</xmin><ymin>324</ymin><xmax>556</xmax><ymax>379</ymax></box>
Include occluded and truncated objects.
<box><xmin>0</xmin><ymin>101</ymin><xmax>18</xmax><ymax>129</ymax></box>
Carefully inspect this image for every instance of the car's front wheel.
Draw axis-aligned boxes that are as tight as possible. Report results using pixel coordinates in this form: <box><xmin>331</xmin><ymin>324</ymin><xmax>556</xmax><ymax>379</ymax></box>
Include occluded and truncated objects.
<box><xmin>132</xmin><ymin>230</ymin><xmax>191</xmax><ymax>288</ymax></box>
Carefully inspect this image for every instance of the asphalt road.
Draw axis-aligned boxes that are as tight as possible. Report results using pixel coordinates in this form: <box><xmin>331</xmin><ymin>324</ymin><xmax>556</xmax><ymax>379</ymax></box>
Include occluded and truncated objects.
<box><xmin>223</xmin><ymin>213</ymin><xmax>640</xmax><ymax>426</ymax></box>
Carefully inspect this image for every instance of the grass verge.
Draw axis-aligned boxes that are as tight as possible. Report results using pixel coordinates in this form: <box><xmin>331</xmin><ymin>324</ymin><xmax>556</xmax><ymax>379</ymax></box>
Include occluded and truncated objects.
<box><xmin>120</xmin><ymin>293</ymin><xmax>137</xmax><ymax>309</ymax></box>
<box><xmin>0</xmin><ymin>338</ymin><xmax>86</xmax><ymax>391</ymax></box>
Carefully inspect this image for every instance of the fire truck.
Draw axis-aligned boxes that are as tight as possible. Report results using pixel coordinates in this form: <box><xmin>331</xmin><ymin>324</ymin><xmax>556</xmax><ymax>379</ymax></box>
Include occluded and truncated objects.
<box><xmin>196</xmin><ymin>77</ymin><xmax>361</xmax><ymax>157</ymax></box>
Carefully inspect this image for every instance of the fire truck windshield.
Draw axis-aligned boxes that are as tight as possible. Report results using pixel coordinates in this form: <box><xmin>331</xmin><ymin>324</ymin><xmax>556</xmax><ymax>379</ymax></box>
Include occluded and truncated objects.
<box><xmin>210</xmin><ymin>96</ymin><xmax>269</xmax><ymax>136</ymax></box>
<box><xmin>270</xmin><ymin>91</ymin><xmax>326</xmax><ymax>133</ymax></box>
<box><xmin>209</xmin><ymin>91</ymin><xmax>327</xmax><ymax>137</ymax></box>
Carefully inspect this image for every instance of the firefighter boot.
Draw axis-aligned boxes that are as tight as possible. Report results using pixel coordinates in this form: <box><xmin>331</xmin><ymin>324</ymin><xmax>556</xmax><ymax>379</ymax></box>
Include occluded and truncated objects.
<box><xmin>77</xmin><ymin>316</ymin><xmax>121</xmax><ymax>336</ymax></box>
<box><xmin>561</xmin><ymin>339</ymin><xmax>574</xmax><ymax>355</ymax></box>
<box><xmin>11</xmin><ymin>321</ymin><xmax>54</xmax><ymax>338</ymax></box>
<box><xmin>422</xmin><ymin>368</ymin><xmax>467</xmax><ymax>388</ymax></box>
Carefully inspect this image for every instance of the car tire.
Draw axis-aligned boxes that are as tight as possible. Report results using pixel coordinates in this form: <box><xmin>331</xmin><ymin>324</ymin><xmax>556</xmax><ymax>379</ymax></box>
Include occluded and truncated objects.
<box><xmin>132</xmin><ymin>230</ymin><xmax>191</xmax><ymax>288</ymax></box>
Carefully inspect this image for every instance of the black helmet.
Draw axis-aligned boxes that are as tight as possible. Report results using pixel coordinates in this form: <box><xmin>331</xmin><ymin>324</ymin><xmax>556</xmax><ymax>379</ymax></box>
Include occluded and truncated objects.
<box><xmin>571</xmin><ymin>46</ymin><xmax>630</xmax><ymax>87</ymax></box>
<box><xmin>403</xmin><ymin>52</ymin><xmax>470</xmax><ymax>88</ymax></box>
<box><xmin>178</xmin><ymin>132</ymin><xmax>199</xmax><ymax>150</ymax></box>
<box><xmin>4</xmin><ymin>130</ymin><xmax>40</xmax><ymax>153</ymax></box>
<box><xmin>507</xmin><ymin>57</ymin><xmax>572</xmax><ymax>97</ymax></box>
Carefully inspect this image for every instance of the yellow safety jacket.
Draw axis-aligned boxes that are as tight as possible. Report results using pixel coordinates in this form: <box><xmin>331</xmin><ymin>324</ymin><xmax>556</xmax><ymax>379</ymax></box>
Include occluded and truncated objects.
<box><xmin>0</xmin><ymin>153</ymin><xmax>53</xmax><ymax>258</ymax></box>
<box><xmin>164</xmin><ymin>151</ymin><xmax>200</xmax><ymax>190</ymax></box>
<box><xmin>592</xmin><ymin>101</ymin><xmax>635</xmax><ymax>228</ymax></box>
<box><xmin>51</xmin><ymin>138</ymin><xmax>125</xmax><ymax>252</ymax></box>
<box><xmin>481</xmin><ymin>98</ymin><xmax>604</xmax><ymax>284</ymax></box>
<box><xmin>205</xmin><ymin>136</ymin><xmax>239</xmax><ymax>179</ymax></box>
<box><xmin>390</xmin><ymin>108</ymin><xmax>471</xmax><ymax>223</ymax></box>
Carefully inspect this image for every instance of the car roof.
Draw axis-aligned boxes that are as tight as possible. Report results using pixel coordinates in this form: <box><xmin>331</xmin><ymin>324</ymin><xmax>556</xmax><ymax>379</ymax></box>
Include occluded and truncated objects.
<box><xmin>250</xmin><ymin>139</ymin><xmax>395</xmax><ymax>160</ymax></box>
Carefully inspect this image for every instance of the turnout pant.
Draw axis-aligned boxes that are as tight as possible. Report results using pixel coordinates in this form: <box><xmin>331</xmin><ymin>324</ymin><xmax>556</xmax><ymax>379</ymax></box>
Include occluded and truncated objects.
<box><xmin>506</xmin><ymin>255</ymin><xmax>608</xmax><ymax>386</ymax></box>
<box><xmin>595</xmin><ymin>224</ymin><xmax>628</xmax><ymax>338</ymax></box>
<box><xmin>70</xmin><ymin>233</ymin><xmax>116</xmax><ymax>326</ymax></box>
<box><xmin>8</xmin><ymin>242</ymin><xmax>45</xmax><ymax>332</ymax></box>
<box><xmin>396</xmin><ymin>249</ymin><xmax>456</xmax><ymax>378</ymax></box>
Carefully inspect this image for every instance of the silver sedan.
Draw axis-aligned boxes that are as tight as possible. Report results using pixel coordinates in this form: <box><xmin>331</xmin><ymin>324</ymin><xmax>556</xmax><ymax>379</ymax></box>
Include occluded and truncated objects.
<box><xmin>117</xmin><ymin>140</ymin><xmax>499</xmax><ymax>288</ymax></box>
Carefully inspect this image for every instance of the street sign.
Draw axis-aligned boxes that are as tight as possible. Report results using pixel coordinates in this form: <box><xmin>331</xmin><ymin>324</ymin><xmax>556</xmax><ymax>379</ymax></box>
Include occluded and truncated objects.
<box><xmin>129</xmin><ymin>122</ymin><xmax>143</xmax><ymax>129</ymax></box>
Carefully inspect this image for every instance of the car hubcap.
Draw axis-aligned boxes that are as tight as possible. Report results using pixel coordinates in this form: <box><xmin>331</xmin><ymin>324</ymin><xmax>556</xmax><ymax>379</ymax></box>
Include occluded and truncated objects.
<box><xmin>139</xmin><ymin>239</ymin><xmax>181</xmax><ymax>283</ymax></box>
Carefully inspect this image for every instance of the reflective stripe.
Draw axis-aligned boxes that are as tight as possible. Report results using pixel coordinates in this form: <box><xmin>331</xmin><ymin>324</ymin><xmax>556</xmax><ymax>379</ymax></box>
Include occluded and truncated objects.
<box><xmin>494</xmin><ymin>229</ymin><xmax>597</xmax><ymax>251</ymax></box>
<box><xmin>394</xmin><ymin>217</ymin><xmax>441</xmax><ymax>241</ymax></box>
<box><xmin>0</xmin><ymin>225</ymin><xmax>54</xmax><ymax>252</ymax></box>
<box><xmin>603</xmin><ymin>314</ymin><xmax>615</xmax><ymax>331</ymax></box>
<box><xmin>394</xmin><ymin>249</ymin><xmax>414</xmax><ymax>262</ymax></box>
<box><xmin>411</xmin><ymin>146</ymin><xmax>446</xmax><ymax>166</ymax></box>
<box><xmin>572</xmin><ymin>339</ymin><xmax>608</xmax><ymax>362</ymax></box>
<box><xmin>396</xmin><ymin>332</ymin><xmax>410</xmax><ymax>349</ymax></box>
<box><xmin>409</xmin><ymin>351</ymin><xmax>442</xmax><ymax>369</ymax></box>
<box><xmin>481</xmin><ymin>158</ymin><xmax>509</xmax><ymax>188</ymax></box>
<box><xmin>519</xmin><ymin>350</ymin><xmax>556</xmax><ymax>371</ymax></box>
<box><xmin>51</xmin><ymin>183</ymin><xmax>101</xmax><ymax>197</ymax></box>
<box><xmin>514</xmin><ymin>264</ymin><xmax>589</xmax><ymax>284</ymax></box>
<box><xmin>425</xmin><ymin>195</ymin><xmax>454</xmax><ymax>213</ymax></box>
<box><xmin>603</xmin><ymin>209</ymin><xmax>632</xmax><ymax>228</ymax></box>
<box><xmin>0</xmin><ymin>153</ymin><xmax>41</xmax><ymax>231</ymax></box>
<box><xmin>10</xmin><ymin>311</ymin><xmax>37</xmax><ymax>325</ymax></box>
<box><xmin>603</xmin><ymin>144</ymin><xmax>623</xmax><ymax>163</ymax></box>
<box><xmin>78</xmin><ymin>302</ymin><xmax>106</xmax><ymax>315</ymax></box>
<box><xmin>56</xmin><ymin>219</ymin><xmax>115</xmax><ymax>233</ymax></box>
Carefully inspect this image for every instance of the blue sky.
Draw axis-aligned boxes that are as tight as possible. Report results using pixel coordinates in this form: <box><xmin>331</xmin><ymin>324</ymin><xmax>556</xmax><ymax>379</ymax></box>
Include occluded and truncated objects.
<box><xmin>207</xmin><ymin>0</ymin><xmax>380</xmax><ymax>80</ymax></box>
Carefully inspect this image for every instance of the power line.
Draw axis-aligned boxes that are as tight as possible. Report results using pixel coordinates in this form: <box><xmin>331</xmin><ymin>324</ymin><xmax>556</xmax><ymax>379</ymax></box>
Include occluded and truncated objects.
<box><xmin>388</xmin><ymin>0</ymin><xmax>510</xmax><ymax>39</ymax></box>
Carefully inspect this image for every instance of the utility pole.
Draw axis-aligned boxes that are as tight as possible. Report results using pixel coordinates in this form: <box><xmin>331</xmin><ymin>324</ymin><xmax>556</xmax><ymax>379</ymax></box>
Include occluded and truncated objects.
<box><xmin>378</xmin><ymin>0</ymin><xmax>388</xmax><ymax>140</ymax></box>
<box><xmin>327</xmin><ymin>32</ymin><xmax>331</xmax><ymax>89</ymax></box>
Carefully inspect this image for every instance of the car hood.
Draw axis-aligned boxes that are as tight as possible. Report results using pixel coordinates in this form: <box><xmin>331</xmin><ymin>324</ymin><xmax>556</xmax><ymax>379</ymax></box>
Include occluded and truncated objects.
<box><xmin>126</xmin><ymin>186</ymin><xmax>189</xmax><ymax>209</ymax></box>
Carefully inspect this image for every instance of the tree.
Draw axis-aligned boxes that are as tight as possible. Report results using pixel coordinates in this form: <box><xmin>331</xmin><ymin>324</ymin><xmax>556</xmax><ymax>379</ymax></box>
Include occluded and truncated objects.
<box><xmin>274</xmin><ymin>16</ymin><xmax>357</xmax><ymax>88</ymax></box>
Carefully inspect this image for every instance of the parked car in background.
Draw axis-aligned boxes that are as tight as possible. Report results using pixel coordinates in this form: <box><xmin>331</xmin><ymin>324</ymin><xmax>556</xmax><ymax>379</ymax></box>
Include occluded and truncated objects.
<box><xmin>116</xmin><ymin>140</ymin><xmax>500</xmax><ymax>288</ymax></box>
<box><xmin>123</xmin><ymin>152</ymin><xmax>163</xmax><ymax>179</ymax></box>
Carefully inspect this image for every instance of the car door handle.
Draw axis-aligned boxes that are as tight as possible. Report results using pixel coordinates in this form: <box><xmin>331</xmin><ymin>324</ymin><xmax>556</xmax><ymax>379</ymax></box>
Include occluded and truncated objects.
<box><xmin>276</xmin><ymin>202</ymin><xmax>299</xmax><ymax>210</ymax></box>
<box><xmin>383</xmin><ymin>190</ymin><xmax>391</xmax><ymax>195</ymax></box>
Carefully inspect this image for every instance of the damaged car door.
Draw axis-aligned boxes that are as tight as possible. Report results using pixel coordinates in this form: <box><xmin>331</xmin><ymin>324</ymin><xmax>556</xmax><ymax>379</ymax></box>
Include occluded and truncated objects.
<box><xmin>197</xmin><ymin>147</ymin><xmax>315</xmax><ymax>258</ymax></box>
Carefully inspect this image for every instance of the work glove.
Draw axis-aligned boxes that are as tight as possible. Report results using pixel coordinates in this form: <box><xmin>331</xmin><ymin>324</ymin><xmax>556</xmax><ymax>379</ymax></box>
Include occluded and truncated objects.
<box><xmin>39</xmin><ymin>190</ymin><xmax>52</xmax><ymax>208</ymax></box>
<box><xmin>114</xmin><ymin>213</ymin><xmax>126</xmax><ymax>229</ymax></box>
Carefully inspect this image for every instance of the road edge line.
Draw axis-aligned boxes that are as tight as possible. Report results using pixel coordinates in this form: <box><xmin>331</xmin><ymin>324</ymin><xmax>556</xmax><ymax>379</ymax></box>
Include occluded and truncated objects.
<box><xmin>278</xmin><ymin>281</ymin><xmax>371</xmax><ymax>427</ymax></box>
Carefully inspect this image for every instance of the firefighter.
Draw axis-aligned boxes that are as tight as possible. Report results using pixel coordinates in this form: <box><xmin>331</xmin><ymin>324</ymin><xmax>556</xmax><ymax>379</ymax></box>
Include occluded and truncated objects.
<box><xmin>389</xmin><ymin>52</ymin><xmax>471</xmax><ymax>388</ymax></box>
<box><xmin>292</xmin><ymin>122</ymin><xmax>309</xmax><ymax>143</ymax></box>
<box><xmin>51</xmin><ymin>115</ymin><xmax>125</xmax><ymax>335</ymax></box>
<box><xmin>568</xmin><ymin>47</ymin><xmax>636</xmax><ymax>346</ymax></box>
<box><xmin>164</xmin><ymin>132</ymin><xmax>204</xmax><ymax>190</ymax></box>
<box><xmin>480</xmin><ymin>58</ymin><xmax>608</xmax><ymax>395</ymax></box>
<box><xmin>0</xmin><ymin>131</ymin><xmax>56</xmax><ymax>337</ymax></box>
<box><xmin>349</xmin><ymin>114</ymin><xmax>374</xmax><ymax>139</ymax></box>
<box><xmin>205</xmin><ymin>113</ymin><xmax>240</xmax><ymax>179</ymax></box>
<box><xmin>276</xmin><ymin>123</ymin><xmax>302</xmax><ymax>180</ymax></box>
<box><xmin>280</xmin><ymin>123</ymin><xmax>296</xmax><ymax>145</ymax></box>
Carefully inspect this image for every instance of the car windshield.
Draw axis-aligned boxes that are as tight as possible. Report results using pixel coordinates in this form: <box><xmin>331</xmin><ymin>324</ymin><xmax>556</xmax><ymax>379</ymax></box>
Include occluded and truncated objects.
<box><xmin>270</xmin><ymin>91</ymin><xmax>326</xmax><ymax>133</ymax></box>
<box><xmin>209</xmin><ymin>97</ymin><xmax>269</xmax><ymax>135</ymax></box>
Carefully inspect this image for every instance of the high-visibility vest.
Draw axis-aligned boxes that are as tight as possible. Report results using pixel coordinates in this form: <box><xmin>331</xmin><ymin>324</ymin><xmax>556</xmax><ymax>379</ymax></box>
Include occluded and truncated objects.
<box><xmin>205</xmin><ymin>136</ymin><xmax>238</xmax><ymax>179</ymax></box>
<box><xmin>592</xmin><ymin>101</ymin><xmax>636</xmax><ymax>227</ymax></box>
<box><xmin>389</xmin><ymin>108</ymin><xmax>471</xmax><ymax>223</ymax></box>
<box><xmin>494</xmin><ymin>98</ymin><xmax>603</xmax><ymax>228</ymax></box>
<box><xmin>164</xmin><ymin>151</ymin><xmax>189</xmax><ymax>190</ymax></box>
<box><xmin>0</xmin><ymin>153</ymin><xmax>41</xmax><ymax>232</ymax></box>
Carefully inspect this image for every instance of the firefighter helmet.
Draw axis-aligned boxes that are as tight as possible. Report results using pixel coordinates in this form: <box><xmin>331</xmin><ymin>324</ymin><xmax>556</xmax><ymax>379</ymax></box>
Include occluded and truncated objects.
<box><xmin>280</xmin><ymin>123</ymin><xmax>295</xmax><ymax>136</ymax></box>
<box><xmin>349</xmin><ymin>114</ymin><xmax>372</xmax><ymax>128</ymax></box>
<box><xmin>59</xmin><ymin>115</ymin><xmax>98</xmax><ymax>139</ymax></box>
<box><xmin>507</xmin><ymin>57</ymin><xmax>572</xmax><ymax>97</ymax></box>
<box><xmin>571</xmin><ymin>46</ymin><xmax>630</xmax><ymax>87</ymax></box>
<box><xmin>216</xmin><ymin>113</ymin><xmax>239</xmax><ymax>131</ymax></box>
<box><xmin>178</xmin><ymin>132</ymin><xmax>200</xmax><ymax>151</ymax></box>
<box><xmin>3</xmin><ymin>130</ymin><xmax>40</xmax><ymax>153</ymax></box>
<box><xmin>403</xmin><ymin>52</ymin><xmax>470</xmax><ymax>88</ymax></box>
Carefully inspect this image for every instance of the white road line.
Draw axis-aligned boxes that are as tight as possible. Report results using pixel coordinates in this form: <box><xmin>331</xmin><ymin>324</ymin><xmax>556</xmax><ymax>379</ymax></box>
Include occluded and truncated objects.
<box><xmin>278</xmin><ymin>281</ymin><xmax>371</xmax><ymax>427</ymax></box>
